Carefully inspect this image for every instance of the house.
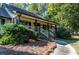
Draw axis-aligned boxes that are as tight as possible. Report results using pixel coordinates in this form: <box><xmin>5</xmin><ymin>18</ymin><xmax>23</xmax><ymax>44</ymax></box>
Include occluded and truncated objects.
<box><xmin>0</xmin><ymin>3</ymin><xmax>57</xmax><ymax>40</ymax></box>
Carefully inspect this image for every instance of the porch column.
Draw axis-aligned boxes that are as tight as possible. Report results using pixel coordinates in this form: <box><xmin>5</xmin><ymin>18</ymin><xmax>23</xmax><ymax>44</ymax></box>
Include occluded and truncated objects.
<box><xmin>34</xmin><ymin>20</ymin><xmax>37</xmax><ymax>31</ymax></box>
<box><xmin>38</xmin><ymin>23</ymin><xmax>41</xmax><ymax>34</ymax></box>
<box><xmin>34</xmin><ymin>20</ymin><xmax>40</xmax><ymax>36</ymax></box>
<box><xmin>47</xmin><ymin>23</ymin><xmax>50</xmax><ymax>40</ymax></box>
<box><xmin>12</xmin><ymin>18</ymin><xmax>14</xmax><ymax>23</ymax></box>
<box><xmin>18</xmin><ymin>14</ymin><xmax>21</xmax><ymax>24</ymax></box>
<box><xmin>54</xmin><ymin>24</ymin><xmax>57</xmax><ymax>40</ymax></box>
<box><xmin>28</xmin><ymin>22</ymin><xmax>31</xmax><ymax>29</ymax></box>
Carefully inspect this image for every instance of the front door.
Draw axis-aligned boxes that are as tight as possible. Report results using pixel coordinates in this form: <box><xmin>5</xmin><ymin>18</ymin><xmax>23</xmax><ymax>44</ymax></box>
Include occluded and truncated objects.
<box><xmin>1</xmin><ymin>19</ymin><xmax>5</xmax><ymax>25</ymax></box>
<box><xmin>0</xmin><ymin>19</ymin><xmax>5</xmax><ymax>31</ymax></box>
<box><xmin>0</xmin><ymin>19</ymin><xmax>5</xmax><ymax>25</ymax></box>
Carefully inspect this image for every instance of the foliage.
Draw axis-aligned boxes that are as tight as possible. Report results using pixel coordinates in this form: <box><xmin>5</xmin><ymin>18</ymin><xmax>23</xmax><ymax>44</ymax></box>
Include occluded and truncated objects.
<box><xmin>48</xmin><ymin>3</ymin><xmax>79</xmax><ymax>33</ymax></box>
<box><xmin>8</xmin><ymin>3</ymin><xmax>79</xmax><ymax>33</ymax></box>
<box><xmin>28</xmin><ymin>3</ymin><xmax>79</xmax><ymax>33</ymax></box>
<box><xmin>0</xmin><ymin>23</ymin><xmax>37</xmax><ymax>45</ymax></box>
<box><xmin>28</xmin><ymin>3</ymin><xmax>48</xmax><ymax>18</ymax></box>
<box><xmin>56</xmin><ymin>27</ymin><xmax>71</xmax><ymax>39</ymax></box>
<box><xmin>10</xmin><ymin>3</ymin><xmax>30</xmax><ymax>10</ymax></box>
<box><xmin>28</xmin><ymin>4</ymin><xmax>38</xmax><ymax>12</ymax></box>
<box><xmin>0</xmin><ymin>34</ymin><xmax>16</xmax><ymax>45</ymax></box>
<box><xmin>28</xmin><ymin>3</ymin><xmax>79</xmax><ymax>37</ymax></box>
<box><xmin>10</xmin><ymin>3</ymin><xmax>24</xmax><ymax>9</ymax></box>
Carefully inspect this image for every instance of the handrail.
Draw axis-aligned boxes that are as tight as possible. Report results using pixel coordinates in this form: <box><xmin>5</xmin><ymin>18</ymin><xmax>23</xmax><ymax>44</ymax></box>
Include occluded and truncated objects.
<box><xmin>41</xmin><ymin>28</ymin><xmax>48</xmax><ymax>38</ymax></box>
<box><xmin>49</xmin><ymin>29</ymin><xmax>55</xmax><ymax>38</ymax></box>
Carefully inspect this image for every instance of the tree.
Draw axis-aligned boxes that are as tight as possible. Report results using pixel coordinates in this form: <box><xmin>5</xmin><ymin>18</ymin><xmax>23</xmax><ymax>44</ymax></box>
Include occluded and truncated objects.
<box><xmin>9</xmin><ymin>3</ymin><xmax>79</xmax><ymax>33</ymax></box>
<box><xmin>48</xmin><ymin>3</ymin><xmax>79</xmax><ymax>33</ymax></box>
<box><xmin>28</xmin><ymin>3</ymin><xmax>38</xmax><ymax>12</ymax></box>
<box><xmin>10</xmin><ymin>3</ymin><xmax>24</xmax><ymax>9</ymax></box>
<box><xmin>10</xmin><ymin>3</ymin><xmax>30</xmax><ymax>10</ymax></box>
<box><xmin>28</xmin><ymin>3</ymin><xmax>48</xmax><ymax>18</ymax></box>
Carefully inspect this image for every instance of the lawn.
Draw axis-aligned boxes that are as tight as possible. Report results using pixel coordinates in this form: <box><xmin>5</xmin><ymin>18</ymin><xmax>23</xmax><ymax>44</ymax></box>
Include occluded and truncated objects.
<box><xmin>71</xmin><ymin>42</ymin><xmax>79</xmax><ymax>55</ymax></box>
<box><xmin>59</xmin><ymin>35</ymin><xmax>79</xmax><ymax>55</ymax></box>
<box><xmin>70</xmin><ymin>35</ymin><xmax>79</xmax><ymax>55</ymax></box>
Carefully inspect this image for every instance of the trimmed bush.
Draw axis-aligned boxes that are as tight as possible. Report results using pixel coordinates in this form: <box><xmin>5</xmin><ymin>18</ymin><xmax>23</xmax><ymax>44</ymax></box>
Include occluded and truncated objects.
<box><xmin>0</xmin><ymin>23</ymin><xmax>37</xmax><ymax>45</ymax></box>
<box><xmin>56</xmin><ymin>27</ymin><xmax>71</xmax><ymax>39</ymax></box>
<box><xmin>0</xmin><ymin>34</ymin><xmax>16</xmax><ymax>45</ymax></box>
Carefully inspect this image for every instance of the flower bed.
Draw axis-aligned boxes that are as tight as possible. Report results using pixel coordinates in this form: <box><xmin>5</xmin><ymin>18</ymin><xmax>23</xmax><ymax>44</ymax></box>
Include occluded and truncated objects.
<box><xmin>0</xmin><ymin>40</ymin><xmax>57</xmax><ymax>55</ymax></box>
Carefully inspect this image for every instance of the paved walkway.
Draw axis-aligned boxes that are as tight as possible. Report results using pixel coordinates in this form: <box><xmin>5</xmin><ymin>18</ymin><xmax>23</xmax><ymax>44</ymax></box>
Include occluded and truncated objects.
<box><xmin>50</xmin><ymin>40</ymin><xmax>77</xmax><ymax>55</ymax></box>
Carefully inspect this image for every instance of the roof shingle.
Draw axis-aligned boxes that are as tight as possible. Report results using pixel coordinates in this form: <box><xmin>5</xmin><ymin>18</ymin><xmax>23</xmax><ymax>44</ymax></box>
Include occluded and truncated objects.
<box><xmin>0</xmin><ymin>7</ymin><xmax>11</xmax><ymax>18</ymax></box>
<box><xmin>4</xmin><ymin>4</ymin><xmax>44</xmax><ymax>20</ymax></box>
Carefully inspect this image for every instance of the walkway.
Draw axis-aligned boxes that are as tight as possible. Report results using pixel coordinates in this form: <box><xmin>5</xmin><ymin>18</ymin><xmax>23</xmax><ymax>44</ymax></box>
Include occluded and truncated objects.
<box><xmin>50</xmin><ymin>40</ymin><xmax>77</xmax><ymax>55</ymax></box>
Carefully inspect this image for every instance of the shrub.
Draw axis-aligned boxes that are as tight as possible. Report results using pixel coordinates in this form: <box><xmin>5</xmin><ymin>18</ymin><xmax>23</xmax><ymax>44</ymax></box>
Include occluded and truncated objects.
<box><xmin>56</xmin><ymin>27</ymin><xmax>71</xmax><ymax>39</ymax></box>
<box><xmin>2</xmin><ymin>23</ymin><xmax>14</xmax><ymax>32</ymax></box>
<box><xmin>0</xmin><ymin>34</ymin><xmax>16</xmax><ymax>45</ymax></box>
<box><xmin>0</xmin><ymin>23</ymin><xmax>37</xmax><ymax>45</ymax></box>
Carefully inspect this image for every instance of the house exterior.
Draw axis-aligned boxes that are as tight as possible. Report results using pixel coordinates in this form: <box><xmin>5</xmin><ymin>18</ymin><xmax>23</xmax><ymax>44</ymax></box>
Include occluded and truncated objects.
<box><xmin>0</xmin><ymin>3</ymin><xmax>57</xmax><ymax>40</ymax></box>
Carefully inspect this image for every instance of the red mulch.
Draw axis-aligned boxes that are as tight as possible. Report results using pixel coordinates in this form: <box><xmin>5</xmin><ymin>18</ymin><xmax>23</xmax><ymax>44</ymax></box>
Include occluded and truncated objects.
<box><xmin>0</xmin><ymin>40</ymin><xmax>57</xmax><ymax>55</ymax></box>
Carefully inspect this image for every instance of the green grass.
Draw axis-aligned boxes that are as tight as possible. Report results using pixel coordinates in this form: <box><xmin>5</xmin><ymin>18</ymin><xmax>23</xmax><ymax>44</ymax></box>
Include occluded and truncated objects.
<box><xmin>71</xmin><ymin>43</ymin><xmax>79</xmax><ymax>55</ymax></box>
<box><xmin>59</xmin><ymin>35</ymin><xmax>79</xmax><ymax>55</ymax></box>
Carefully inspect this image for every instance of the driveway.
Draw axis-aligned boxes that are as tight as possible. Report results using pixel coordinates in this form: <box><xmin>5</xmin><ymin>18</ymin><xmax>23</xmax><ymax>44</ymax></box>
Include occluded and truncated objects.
<box><xmin>50</xmin><ymin>40</ymin><xmax>77</xmax><ymax>55</ymax></box>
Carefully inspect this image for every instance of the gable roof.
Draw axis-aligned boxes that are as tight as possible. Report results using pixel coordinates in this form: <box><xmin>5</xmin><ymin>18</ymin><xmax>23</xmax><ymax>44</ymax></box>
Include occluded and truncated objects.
<box><xmin>4</xmin><ymin>4</ymin><xmax>44</xmax><ymax>20</ymax></box>
<box><xmin>0</xmin><ymin>7</ymin><xmax>11</xmax><ymax>18</ymax></box>
<box><xmin>1</xmin><ymin>4</ymin><xmax>57</xmax><ymax>25</ymax></box>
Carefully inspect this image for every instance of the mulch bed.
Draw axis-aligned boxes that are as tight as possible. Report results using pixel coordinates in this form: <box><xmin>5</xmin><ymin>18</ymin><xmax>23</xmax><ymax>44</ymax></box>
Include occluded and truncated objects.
<box><xmin>0</xmin><ymin>40</ymin><xmax>57</xmax><ymax>55</ymax></box>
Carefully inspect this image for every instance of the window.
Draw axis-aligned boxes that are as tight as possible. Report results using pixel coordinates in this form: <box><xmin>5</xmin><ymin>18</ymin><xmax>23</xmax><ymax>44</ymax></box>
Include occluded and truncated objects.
<box><xmin>37</xmin><ymin>23</ymin><xmax>40</xmax><ymax>26</ymax></box>
<box><xmin>34</xmin><ymin>22</ymin><xmax>37</xmax><ymax>26</ymax></box>
<box><xmin>50</xmin><ymin>26</ymin><xmax>52</xmax><ymax>29</ymax></box>
<box><xmin>34</xmin><ymin>22</ymin><xmax>40</xmax><ymax>26</ymax></box>
<box><xmin>43</xmin><ymin>25</ymin><xmax>47</xmax><ymax>30</ymax></box>
<box><xmin>25</xmin><ymin>21</ymin><xmax>28</xmax><ymax>25</ymax></box>
<box><xmin>19</xmin><ymin>20</ymin><xmax>25</xmax><ymax>25</ymax></box>
<box><xmin>28</xmin><ymin>22</ymin><xmax>31</xmax><ymax>26</ymax></box>
<box><xmin>1</xmin><ymin>19</ymin><xmax>5</xmax><ymax>25</ymax></box>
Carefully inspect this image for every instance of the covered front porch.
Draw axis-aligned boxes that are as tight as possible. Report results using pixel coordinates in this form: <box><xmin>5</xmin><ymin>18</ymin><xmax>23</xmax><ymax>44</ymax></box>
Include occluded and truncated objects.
<box><xmin>17</xmin><ymin>15</ymin><xmax>57</xmax><ymax>40</ymax></box>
